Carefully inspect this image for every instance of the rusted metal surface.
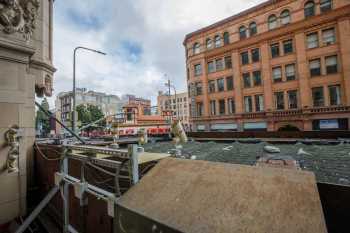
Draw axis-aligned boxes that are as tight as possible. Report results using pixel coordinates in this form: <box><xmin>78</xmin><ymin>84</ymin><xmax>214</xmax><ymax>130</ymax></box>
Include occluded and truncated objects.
<box><xmin>188</xmin><ymin>131</ymin><xmax>350</xmax><ymax>139</ymax></box>
<box><xmin>118</xmin><ymin>158</ymin><xmax>327</xmax><ymax>233</ymax></box>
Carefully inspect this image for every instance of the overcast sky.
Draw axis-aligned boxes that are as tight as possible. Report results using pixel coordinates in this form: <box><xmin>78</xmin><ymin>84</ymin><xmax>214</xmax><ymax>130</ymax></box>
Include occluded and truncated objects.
<box><xmin>47</xmin><ymin>0</ymin><xmax>266</xmax><ymax>107</ymax></box>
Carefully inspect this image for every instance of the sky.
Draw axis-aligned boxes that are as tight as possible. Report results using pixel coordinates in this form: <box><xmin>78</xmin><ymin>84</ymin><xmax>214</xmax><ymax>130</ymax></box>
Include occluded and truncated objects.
<box><xmin>48</xmin><ymin>0</ymin><xmax>266</xmax><ymax>108</ymax></box>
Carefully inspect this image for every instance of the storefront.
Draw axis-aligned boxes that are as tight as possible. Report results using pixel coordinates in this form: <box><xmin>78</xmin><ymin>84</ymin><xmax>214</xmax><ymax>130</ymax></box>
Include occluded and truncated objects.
<box><xmin>243</xmin><ymin>122</ymin><xmax>267</xmax><ymax>131</ymax></box>
<box><xmin>312</xmin><ymin>119</ymin><xmax>349</xmax><ymax>131</ymax></box>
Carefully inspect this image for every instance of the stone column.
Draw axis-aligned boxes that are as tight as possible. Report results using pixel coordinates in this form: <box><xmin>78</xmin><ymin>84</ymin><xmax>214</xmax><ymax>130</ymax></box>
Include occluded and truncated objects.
<box><xmin>338</xmin><ymin>18</ymin><xmax>350</xmax><ymax>105</ymax></box>
<box><xmin>260</xmin><ymin>43</ymin><xmax>273</xmax><ymax>111</ymax></box>
<box><xmin>0</xmin><ymin>0</ymin><xmax>55</xmax><ymax>225</ymax></box>
<box><xmin>295</xmin><ymin>32</ymin><xmax>312</xmax><ymax>108</ymax></box>
<box><xmin>232</xmin><ymin>51</ymin><xmax>243</xmax><ymax>113</ymax></box>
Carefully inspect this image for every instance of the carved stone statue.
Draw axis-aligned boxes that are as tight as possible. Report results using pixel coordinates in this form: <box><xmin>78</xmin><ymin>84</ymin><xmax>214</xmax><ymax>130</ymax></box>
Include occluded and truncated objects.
<box><xmin>0</xmin><ymin>0</ymin><xmax>39</xmax><ymax>40</ymax></box>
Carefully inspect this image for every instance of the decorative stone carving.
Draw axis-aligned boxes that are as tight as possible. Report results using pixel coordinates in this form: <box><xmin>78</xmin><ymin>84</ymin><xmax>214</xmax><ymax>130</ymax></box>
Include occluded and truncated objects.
<box><xmin>0</xmin><ymin>0</ymin><xmax>40</xmax><ymax>40</ymax></box>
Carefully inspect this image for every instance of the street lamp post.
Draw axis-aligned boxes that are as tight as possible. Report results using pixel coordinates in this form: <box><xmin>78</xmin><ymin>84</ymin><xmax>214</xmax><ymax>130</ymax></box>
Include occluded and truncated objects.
<box><xmin>165</xmin><ymin>80</ymin><xmax>178</xmax><ymax>120</ymax></box>
<box><xmin>72</xmin><ymin>46</ymin><xmax>106</xmax><ymax>133</ymax></box>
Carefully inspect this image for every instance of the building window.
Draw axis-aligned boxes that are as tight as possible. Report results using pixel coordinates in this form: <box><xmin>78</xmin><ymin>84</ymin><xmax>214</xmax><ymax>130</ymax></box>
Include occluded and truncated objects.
<box><xmin>196</xmin><ymin>102</ymin><xmax>203</xmax><ymax>117</ymax></box>
<box><xmin>307</xmin><ymin>32</ymin><xmax>319</xmax><ymax>49</ymax></box>
<box><xmin>210</xmin><ymin>100</ymin><xmax>216</xmax><ymax>115</ymax></box>
<box><xmin>219</xmin><ymin>99</ymin><xmax>226</xmax><ymax>115</ymax></box>
<box><xmin>272</xmin><ymin>67</ymin><xmax>282</xmax><ymax>83</ymax></box>
<box><xmin>253</xmin><ymin>70</ymin><xmax>262</xmax><ymax>86</ymax></box>
<box><xmin>255</xmin><ymin>95</ymin><xmax>264</xmax><ymax>112</ymax></box>
<box><xmin>310</xmin><ymin>59</ymin><xmax>321</xmax><ymax>76</ymax></box>
<box><xmin>239</xmin><ymin>26</ymin><xmax>247</xmax><ymax>39</ymax></box>
<box><xmin>215</xmin><ymin>58</ymin><xmax>224</xmax><ymax>71</ymax></box>
<box><xmin>249</xmin><ymin>22</ymin><xmax>257</xmax><ymax>36</ymax></box>
<box><xmin>325</xmin><ymin>55</ymin><xmax>338</xmax><ymax>74</ymax></box>
<box><xmin>195</xmin><ymin>82</ymin><xmax>202</xmax><ymax>95</ymax></box>
<box><xmin>285</xmin><ymin>64</ymin><xmax>296</xmax><ymax>81</ymax></box>
<box><xmin>214</xmin><ymin>35</ymin><xmax>221</xmax><ymax>48</ymax></box>
<box><xmin>283</xmin><ymin>39</ymin><xmax>293</xmax><ymax>54</ymax></box>
<box><xmin>206</xmin><ymin>38</ymin><xmax>213</xmax><ymax>49</ymax></box>
<box><xmin>287</xmin><ymin>90</ymin><xmax>298</xmax><ymax>109</ymax></box>
<box><xmin>304</xmin><ymin>1</ymin><xmax>315</xmax><ymax>18</ymax></box>
<box><xmin>208</xmin><ymin>61</ymin><xmax>215</xmax><ymax>73</ymax></box>
<box><xmin>275</xmin><ymin>92</ymin><xmax>285</xmax><ymax>110</ymax></box>
<box><xmin>268</xmin><ymin>15</ymin><xmax>278</xmax><ymax>30</ymax></box>
<box><xmin>320</xmin><ymin>0</ymin><xmax>332</xmax><ymax>13</ymax></box>
<box><xmin>322</xmin><ymin>28</ymin><xmax>335</xmax><ymax>45</ymax></box>
<box><xmin>193</xmin><ymin>43</ymin><xmax>200</xmax><ymax>54</ymax></box>
<box><xmin>194</xmin><ymin>64</ymin><xmax>202</xmax><ymax>76</ymax></box>
<box><xmin>228</xmin><ymin>98</ymin><xmax>235</xmax><ymax>114</ymax></box>
<box><xmin>251</xmin><ymin>48</ymin><xmax>260</xmax><ymax>63</ymax></box>
<box><xmin>244</xmin><ymin>96</ymin><xmax>253</xmax><ymax>113</ymax></box>
<box><xmin>224</xmin><ymin>56</ymin><xmax>232</xmax><ymax>69</ymax></box>
<box><xmin>280</xmin><ymin>10</ymin><xmax>291</xmax><ymax>25</ymax></box>
<box><xmin>270</xmin><ymin>43</ymin><xmax>280</xmax><ymax>58</ymax></box>
<box><xmin>243</xmin><ymin>73</ymin><xmax>251</xmax><ymax>88</ymax></box>
<box><xmin>312</xmin><ymin>87</ymin><xmax>325</xmax><ymax>107</ymax></box>
<box><xmin>217</xmin><ymin>78</ymin><xmax>225</xmax><ymax>92</ymax></box>
<box><xmin>329</xmin><ymin>85</ymin><xmax>341</xmax><ymax>106</ymax></box>
<box><xmin>226</xmin><ymin>76</ymin><xmax>234</xmax><ymax>91</ymax></box>
<box><xmin>241</xmin><ymin>51</ymin><xmax>249</xmax><ymax>65</ymax></box>
<box><xmin>208</xmin><ymin>80</ymin><xmax>216</xmax><ymax>93</ymax></box>
<box><xmin>223</xmin><ymin>32</ymin><xmax>230</xmax><ymax>45</ymax></box>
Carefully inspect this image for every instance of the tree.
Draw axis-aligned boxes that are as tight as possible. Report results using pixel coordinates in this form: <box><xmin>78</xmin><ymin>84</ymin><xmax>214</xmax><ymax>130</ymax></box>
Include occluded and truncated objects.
<box><xmin>36</xmin><ymin>98</ymin><xmax>50</xmax><ymax>136</ymax></box>
<box><xmin>76</xmin><ymin>104</ymin><xmax>105</xmax><ymax>132</ymax></box>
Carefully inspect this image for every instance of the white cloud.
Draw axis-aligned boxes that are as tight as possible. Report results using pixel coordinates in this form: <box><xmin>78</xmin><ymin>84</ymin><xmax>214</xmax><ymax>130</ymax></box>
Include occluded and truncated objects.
<box><xmin>47</xmin><ymin>0</ymin><xmax>266</xmax><ymax>109</ymax></box>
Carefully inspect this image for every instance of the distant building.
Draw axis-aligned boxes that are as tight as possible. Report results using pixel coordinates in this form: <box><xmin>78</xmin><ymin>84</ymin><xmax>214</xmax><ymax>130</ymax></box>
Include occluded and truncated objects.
<box><xmin>56</xmin><ymin>88</ymin><xmax>125</xmax><ymax>127</ymax></box>
<box><xmin>184</xmin><ymin>0</ymin><xmax>350</xmax><ymax>132</ymax></box>
<box><xmin>157</xmin><ymin>91</ymin><xmax>190</xmax><ymax>127</ymax></box>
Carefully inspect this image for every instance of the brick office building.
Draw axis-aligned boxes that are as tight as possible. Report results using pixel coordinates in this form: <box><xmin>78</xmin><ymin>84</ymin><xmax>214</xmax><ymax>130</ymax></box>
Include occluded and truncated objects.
<box><xmin>184</xmin><ymin>0</ymin><xmax>350</xmax><ymax>132</ymax></box>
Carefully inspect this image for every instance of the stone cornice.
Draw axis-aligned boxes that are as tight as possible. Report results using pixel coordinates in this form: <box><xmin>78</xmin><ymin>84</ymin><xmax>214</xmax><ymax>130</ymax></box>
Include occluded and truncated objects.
<box><xmin>30</xmin><ymin>59</ymin><xmax>57</xmax><ymax>73</ymax></box>
<box><xmin>0</xmin><ymin>37</ymin><xmax>35</xmax><ymax>56</ymax></box>
<box><xmin>188</xmin><ymin>5</ymin><xmax>350</xmax><ymax>62</ymax></box>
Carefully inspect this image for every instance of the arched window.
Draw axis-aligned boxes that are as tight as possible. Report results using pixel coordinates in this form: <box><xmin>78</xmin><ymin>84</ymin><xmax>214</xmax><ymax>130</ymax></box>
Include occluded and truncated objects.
<box><xmin>268</xmin><ymin>15</ymin><xmax>278</xmax><ymax>30</ymax></box>
<box><xmin>239</xmin><ymin>26</ymin><xmax>247</xmax><ymax>39</ymax></box>
<box><xmin>280</xmin><ymin>10</ymin><xmax>291</xmax><ymax>25</ymax></box>
<box><xmin>249</xmin><ymin>22</ymin><xmax>257</xmax><ymax>36</ymax></box>
<box><xmin>193</xmin><ymin>43</ymin><xmax>200</xmax><ymax>54</ymax></box>
<box><xmin>304</xmin><ymin>1</ymin><xmax>315</xmax><ymax>18</ymax></box>
<box><xmin>214</xmin><ymin>35</ymin><xmax>221</xmax><ymax>47</ymax></box>
<box><xmin>206</xmin><ymin>38</ymin><xmax>213</xmax><ymax>49</ymax></box>
<box><xmin>320</xmin><ymin>0</ymin><xmax>332</xmax><ymax>13</ymax></box>
<box><xmin>223</xmin><ymin>32</ymin><xmax>230</xmax><ymax>45</ymax></box>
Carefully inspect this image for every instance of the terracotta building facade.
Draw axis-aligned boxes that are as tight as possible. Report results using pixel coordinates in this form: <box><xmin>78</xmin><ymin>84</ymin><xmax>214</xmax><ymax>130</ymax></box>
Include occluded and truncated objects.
<box><xmin>184</xmin><ymin>0</ymin><xmax>350</xmax><ymax>132</ymax></box>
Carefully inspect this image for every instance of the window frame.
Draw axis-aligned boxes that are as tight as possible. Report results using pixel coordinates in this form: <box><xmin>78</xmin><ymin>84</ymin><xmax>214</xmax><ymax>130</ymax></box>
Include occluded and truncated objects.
<box><xmin>210</xmin><ymin>100</ymin><xmax>216</xmax><ymax>115</ymax></box>
<box><xmin>272</xmin><ymin>66</ymin><xmax>283</xmax><ymax>83</ymax></box>
<box><xmin>217</xmin><ymin>78</ymin><xmax>225</xmax><ymax>92</ymax></box>
<box><xmin>268</xmin><ymin>15</ymin><xmax>278</xmax><ymax>30</ymax></box>
<box><xmin>251</xmin><ymin>48</ymin><xmax>260</xmax><ymax>63</ymax></box>
<box><xmin>304</xmin><ymin>1</ymin><xmax>316</xmax><ymax>18</ymax></box>
<box><xmin>275</xmin><ymin>91</ymin><xmax>285</xmax><ymax>110</ymax></box>
<box><xmin>206</xmin><ymin>38</ymin><xmax>213</xmax><ymax>49</ymax></box>
<box><xmin>320</xmin><ymin>0</ymin><xmax>332</xmax><ymax>13</ymax></box>
<box><xmin>312</xmin><ymin>87</ymin><xmax>325</xmax><ymax>107</ymax></box>
<box><xmin>218</xmin><ymin>99</ymin><xmax>226</xmax><ymax>115</ymax></box>
<box><xmin>280</xmin><ymin>9</ymin><xmax>291</xmax><ymax>25</ymax></box>
<box><xmin>193</xmin><ymin>42</ymin><xmax>200</xmax><ymax>54</ymax></box>
<box><xmin>223</xmin><ymin>32</ymin><xmax>230</xmax><ymax>45</ymax></box>
<box><xmin>283</xmin><ymin>39</ymin><xmax>293</xmax><ymax>54</ymax></box>
<box><xmin>239</xmin><ymin>26</ymin><xmax>247</xmax><ymax>39</ymax></box>
<box><xmin>244</xmin><ymin>96</ymin><xmax>253</xmax><ymax>113</ymax></box>
<box><xmin>287</xmin><ymin>90</ymin><xmax>298</xmax><ymax>109</ymax></box>
<box><xmin>309</xmin><ymin>58</ymin><xmax>321</xmax><ymax>77</ymax></box>
<box><xmin>285</xmin><ymin>63</ymin><xmax>296</xmax><ymax>81</ymax></box>
<box><xmin>253</xmin><ymin>70</ymin><xmax>262</xmax><ymax>86</ymax></box>
<box><xmin>214</xmin><ymin>35</ymin><xmax>221</xmax><ymax>48</ymax></box>
<box><xmin>226</xmin><ymin>76</ymin><xmax>234</xmax><ymax>91</ymax></box>
<box><xmin>241</xmin><ymin>51</ymin><xmax>249</xmax><ymax>65</ymax></box>
<box><xmin>255</xmin><ymin>94</ymin><xmax>264</xmax><ymax>112</ymax></box>
<box><xmin>249</xmin><ymin>22</ymin><xmax>257</xmax><ymax>36</ymax></box>
<box><xmin>322</xmin><ymin>28</ymin><xmax>335</xmax><ymax>46</ymax></box>
<box><xmin>208</xmin><ymin>80</ymin><xmax>216</xmax><ymax>93</ymax></box>
<box><xmin>328</xmin><ymin>84</ymin><xmax>341</xmax><ymax>106</ymax></box>
<box><xmin>325</xmin><ymin>55</ymin><xmax>338</xmax><ymax>74</ymax></box>
<box><xmin>194</xmin><ymin>63</ymin><xmax>202</xmax><ymax>76</ymax></box>
<box><xmin>270</xmin><ymin>43</ymin><xmax>280</xmax><ymax>58</ymax></box>
<box><xmin>243</xmin><ymin>72</ymin><xmax>251</xmax><ymax>88</ymax></box>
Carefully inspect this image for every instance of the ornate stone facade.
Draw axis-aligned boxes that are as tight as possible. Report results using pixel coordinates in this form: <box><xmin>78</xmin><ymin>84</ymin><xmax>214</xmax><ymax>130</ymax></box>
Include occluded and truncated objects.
<box><xmin>0</xmin><ymin>0</ymin><xmax>55</xmax><ymax>225</ymax></box>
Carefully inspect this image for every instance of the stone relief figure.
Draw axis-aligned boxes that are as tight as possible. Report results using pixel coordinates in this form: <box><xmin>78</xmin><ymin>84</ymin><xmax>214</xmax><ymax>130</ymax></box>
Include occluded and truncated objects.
<box><xmin>0</xmin><ymin>0</ymin><xmax>39</xmax><ymax>40</ymax></box>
